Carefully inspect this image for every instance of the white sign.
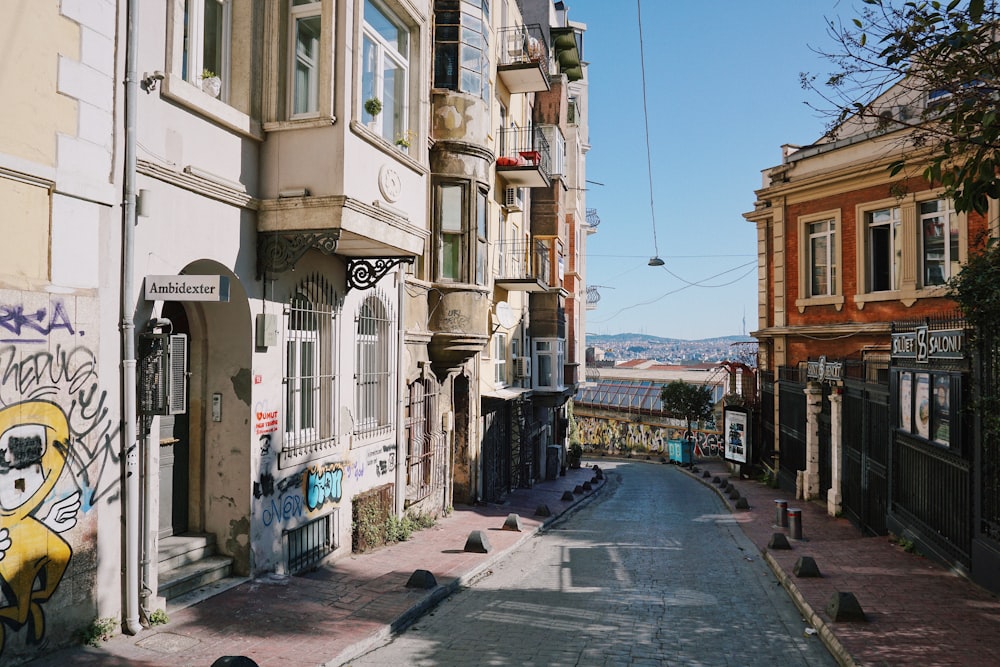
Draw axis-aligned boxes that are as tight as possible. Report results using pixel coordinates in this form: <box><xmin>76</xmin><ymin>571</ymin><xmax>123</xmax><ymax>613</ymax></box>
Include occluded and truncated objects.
<box><xmin>145</xmin><ymin>275</ymin><xmax>230</xmax><ymax>302</ymax></box>
<box><xmin>724</xmin><ymin>410</ymin><xmax>749</xmax><ymax>464</ymax></box>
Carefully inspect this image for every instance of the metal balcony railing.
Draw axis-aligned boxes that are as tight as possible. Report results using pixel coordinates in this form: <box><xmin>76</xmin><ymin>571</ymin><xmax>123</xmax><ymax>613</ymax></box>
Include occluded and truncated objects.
<box><xmin>586</xmin><ymin>208</ymin><xmax>601</xmax><ymax>228</ymax></box>
<box><xmin>494</xmin><ymin>239</ymin><xmax>552</xmax><ymax>286</ymax></box>
<box><xmin>496</xmin><ymin>126</ymin><xmax>551</xmax><ymax>187</ymax></box>
<box><xmin>497</xmin><ymin>24</ymin><xmax>549</xmax><ymax>69</ymax></box>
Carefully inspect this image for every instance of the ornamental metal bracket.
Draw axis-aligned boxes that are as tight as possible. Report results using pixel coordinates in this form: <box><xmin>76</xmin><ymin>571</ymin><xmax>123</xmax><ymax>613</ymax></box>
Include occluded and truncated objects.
<box><xmin>347</xmin><ymin>257</ymin><xmax>414</xmax><ymax>291</ymax></box>
<box><xmin>257</xmin><ymin>229</ymin><xmax>341</xmax><ymax>279</ymax></box>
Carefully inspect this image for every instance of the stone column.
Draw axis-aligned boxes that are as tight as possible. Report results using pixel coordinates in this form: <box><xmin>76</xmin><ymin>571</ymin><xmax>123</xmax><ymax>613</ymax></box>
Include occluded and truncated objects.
<box><xmin>827</xmin><ymin>388</ymin><xmax>843</xmax><ymax>517</ymax></box>
<box><xmin>803</xmin><ymin>382</ymin><xmax>823</xmax><ymax>500</ymax></box>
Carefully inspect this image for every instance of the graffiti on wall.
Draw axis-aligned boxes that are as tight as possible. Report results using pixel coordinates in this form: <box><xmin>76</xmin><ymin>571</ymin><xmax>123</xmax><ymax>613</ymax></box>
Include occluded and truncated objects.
<box><xmin>306</xmin><ymin>463</ymin><xmax>343</xmax><ymax>511</ymax></box>
<box><xmin>0</xmin><ymin>296</ymin><xmax>116</xmax><ymax>656</ymax></box>
<box><xmin>575</xmin><ymin>415</ymin><xmax>723</xmax><ymax>458</ymax></box>
<box><xmin>0</xmin><ymin>401</ymin><xmax>81</xmax><ymax>650</ymax></box>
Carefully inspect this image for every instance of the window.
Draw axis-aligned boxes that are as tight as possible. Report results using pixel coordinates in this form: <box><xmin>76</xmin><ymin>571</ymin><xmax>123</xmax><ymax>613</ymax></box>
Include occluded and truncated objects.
<box><xmin>476</xmin><ymin>189</ymin><xmax>488</xmax><ymax>285</ymax></box>
<box><xmin>808</xmin><ymin>219</ymin><xmax>836</xmax><ymax>297</ymax></box>
<box><xmin>439</xmin><ymin>183</ymin><xmax>465</xmax><ymax>281</ymax></box>
<box><xmin>867</xmin><ymin>206</ymin><xmax>901</xmax><ymax>292</ymax></box>
<box><xmin>433</xmin><ymin>0</ymin><xmax>490</xmax><ymax>101</ymax></box>
<box><xmin>183</xmin><ymin>0</ymin><xmax>231</xmax><ymax>98</ymax></box>
<box><xmin>356</xmin><ymin>295</ymin><xmax>393</xmax><ymax>436</ymax></box>
<box><xmin>284</xmin><ymin>279</ymin><xmax>338</xmax><ymax>461</ymax></box>
<box><xmin>921</xmin><ymin>199</ymin><xmax>959</xmax><ymax>286</ymax></box>
<box><xmin>534</xmin><ymin>338</ymin><xmax>565</xmax><ymax>389</ymax></box>
<box><xmin>362</xmin><ymin>0</ymin><xmax>410</xmax><ymax>143</ymax></box>
<box><xmin>494</xmin><ymin>332</ymin><xmax>508</xmax><ymax>384</ymax></box>
<box><xmin>290</xmin><ymin>0</ymin><xmax>322</xmax><ymax>117</ymax></box>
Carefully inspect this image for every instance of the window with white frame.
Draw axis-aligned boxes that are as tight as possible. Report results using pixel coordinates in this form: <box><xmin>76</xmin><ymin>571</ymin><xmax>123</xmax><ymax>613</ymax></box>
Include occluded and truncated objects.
<box><xmin>867</xmin><ymin>206</ymin><xmax>902</xmax><ymax>292</ymax></box>
<box><xmin>284</xmin><ymin>279</ymin><xmax>338</xmax><ymax>459</ymax></box>
<box><xmin>183</xmin><ymin>0</ymin><xmax>231</xmax><ymax>98</ymax></box>
<box><xmin>438</xmin><ymin>183</ymin><xmax>465</xmax><ymax>281</ymax></box>
<box><xmin>362</xmin><ymin>0</ymin><xmax>410</xmax><ymax>143</ymax></box>
<box><xmin>494</xmin><ymin>332</ymin><xmax>507</xmax><ymax>385</ymax></box>
<box><xmin>920</xmin><ymin>199</ymin><xmax>959</xmax><ymax>287</ymax></box>
<box><xmin>808</xmin><ymin>219</ymin><xmax>837</xmax><ymax>297</ymax></box>
<box><xmin>290</xmin><ymin>0</ymin><xmax>322</xmax><ymax>117</ymax></box>
<box><xmin>534</xmin><ymin>338</ymin><xmax>564</xmax><ymax>389</ymax></box>
<box><xmin>356</xmin><ymin>294</ymin><xmax>393</xmax><ymax>436</ymax></box>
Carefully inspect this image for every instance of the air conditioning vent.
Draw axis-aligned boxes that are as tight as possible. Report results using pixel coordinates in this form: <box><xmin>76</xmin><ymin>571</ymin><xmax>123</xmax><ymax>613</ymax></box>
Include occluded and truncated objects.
<box><xmin>514</xmin><ymin>356</ymin><xmax>531</xmax><ymax>378</ymax></box>
<box><xmin>503</xmin><ymin>187</ymin><xmax>523</xmax><ymax>212</ymax></box>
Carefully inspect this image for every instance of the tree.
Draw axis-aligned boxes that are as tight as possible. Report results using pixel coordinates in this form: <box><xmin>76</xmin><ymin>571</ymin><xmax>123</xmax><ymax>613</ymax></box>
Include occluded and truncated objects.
<box><xmin>802</xmin><ymin>0</ymin><xmax>1000</xmax><ymax>214</ymax></box>
<box><xmin>659</xmin><ymin>381</ymin><xmax>714</xmax><ymax>437</ymax></box>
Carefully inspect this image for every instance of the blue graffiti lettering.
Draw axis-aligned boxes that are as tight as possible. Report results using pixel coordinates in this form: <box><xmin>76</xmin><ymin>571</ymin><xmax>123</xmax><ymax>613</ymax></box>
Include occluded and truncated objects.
<box><xmin>0</xmin><ymin>301</ymin><xmax>76</xmax><ymax>343</ymax></box>
<box><xmin>306</xmin><ymin>464</ymin><xmax>343</xmax><ymax>511</ymax></box>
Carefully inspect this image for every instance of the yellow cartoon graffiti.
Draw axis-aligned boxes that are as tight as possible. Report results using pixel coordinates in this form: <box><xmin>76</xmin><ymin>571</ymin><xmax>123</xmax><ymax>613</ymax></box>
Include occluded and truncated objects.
<box><xmin>0</xmin><ymin>401</ymin><xmax>81</xmax><ymax>652</ymax></box>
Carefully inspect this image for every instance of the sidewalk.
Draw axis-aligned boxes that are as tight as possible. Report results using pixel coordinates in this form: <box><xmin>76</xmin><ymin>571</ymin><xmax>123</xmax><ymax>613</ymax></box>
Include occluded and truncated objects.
<box><xmin>28</xmin><ymin>457</ymin><xmax>1000</xmax><ymax>667</ymax></box>
<box><xmin>27</xmin><ymin>465</ymin><xmax>604</xmax><ymax>667</ymax></box>
<box><xmin>688</xmin><ymin>458</ymin><xmax>1000</xmax><ymax>667</ymax></box>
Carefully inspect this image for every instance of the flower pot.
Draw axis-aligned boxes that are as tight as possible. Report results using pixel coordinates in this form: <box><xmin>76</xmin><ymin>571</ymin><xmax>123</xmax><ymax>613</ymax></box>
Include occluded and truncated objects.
<box><xmin>201</xmin><ymin>76</ymin><xmax>221</xmax><ymax>98</ymax></box>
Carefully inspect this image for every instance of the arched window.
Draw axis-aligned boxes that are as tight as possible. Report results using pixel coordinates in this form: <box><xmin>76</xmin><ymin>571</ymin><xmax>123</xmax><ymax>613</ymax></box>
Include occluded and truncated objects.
<box><xmin>356</xmin><ymin>294</ymin><xmax>394</xmax><ymax>435</ymax></box>
<box><xmin>283</xmin><ymin>275</ymin><xmax>338</xmax><ymax>460</ymax></box>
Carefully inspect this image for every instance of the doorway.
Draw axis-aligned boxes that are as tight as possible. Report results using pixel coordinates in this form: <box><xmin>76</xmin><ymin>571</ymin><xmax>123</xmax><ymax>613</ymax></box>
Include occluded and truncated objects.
<box><xmin>158</xmin><ymin>301</ymin><xmax>190</xmax><ymax>539</ymax></box>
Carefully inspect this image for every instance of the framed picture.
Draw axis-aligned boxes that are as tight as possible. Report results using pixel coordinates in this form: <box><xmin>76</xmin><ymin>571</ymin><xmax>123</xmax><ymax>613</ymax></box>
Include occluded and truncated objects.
<box><xmin>915</xmin><ymin>373</ymin><xmax>930</xmax><ymax>439</ymax></box>
<box><xmin>932</xmin><ymin>374</ymin><xmax>951</xmax><ymax>446</ymax></box>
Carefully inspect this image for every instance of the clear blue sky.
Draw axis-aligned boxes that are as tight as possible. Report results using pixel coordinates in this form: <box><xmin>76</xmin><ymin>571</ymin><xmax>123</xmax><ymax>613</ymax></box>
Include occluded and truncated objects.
<box><xmin>570</xmin><ymin>0</ymin><xmax>855</xmax><ymax>340</ymax></box>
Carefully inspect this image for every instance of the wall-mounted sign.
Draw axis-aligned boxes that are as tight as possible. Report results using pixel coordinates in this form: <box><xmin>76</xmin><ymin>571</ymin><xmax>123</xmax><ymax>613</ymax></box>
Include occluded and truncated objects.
<box><xmin>891</xmin><ymin>326</ymin><xmax>964</xmax><ymax>363</ymax></box>
<box><xmin>806</xmin><ymin>355</ymin><xmax>842</xmax><ymax>382</ymax></box>
<box><xmin>145</xmin><ymin>275</ymin><xmax>230</xmax><ymax>302</ymax></box>
<box><xmin>724</xmin><ymin>408</ymin><xmax>749</xmax><ymax>464</ymax></box>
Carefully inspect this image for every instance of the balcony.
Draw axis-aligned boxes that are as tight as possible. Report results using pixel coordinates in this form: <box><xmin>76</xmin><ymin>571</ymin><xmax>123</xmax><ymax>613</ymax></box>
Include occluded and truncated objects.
<box><xmin>497</xmin><ymin>24</ymin><xmax>550</xmax><ymax>94</ymax></box>
<box><xmin>494</xmin><ymin>239</ymin><xmax>553</xmax><ymax>292</ymax></box>
<box><xmin>496</xmin><ymin>126</ymin><xmax>551</xmax><ymax>189</ymax></box>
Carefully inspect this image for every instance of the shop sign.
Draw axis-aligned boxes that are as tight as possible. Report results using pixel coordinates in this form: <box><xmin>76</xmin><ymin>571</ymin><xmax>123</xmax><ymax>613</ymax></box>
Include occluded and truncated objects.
<box><xmin>806</xmin><ymin>355</ymin><xmax>842</xmax><ymax>382</ymax></box>
<box><xmin>891</xmin><ymin>326</ymin><xmax>964</xmax><ymax>363</ymax></box>
<box><xmin>145</xmin><ymin>275</ymin><xmax>231</xmax><ymax>302</ymax></box>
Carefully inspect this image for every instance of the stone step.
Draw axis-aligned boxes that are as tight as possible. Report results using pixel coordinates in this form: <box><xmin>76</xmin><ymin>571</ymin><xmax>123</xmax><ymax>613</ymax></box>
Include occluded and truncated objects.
<box><xmin>158</xmin><ymin>555</ymin><xmax>233</xmax><ymax>602</ymax></box>
<box><xmin>158</xmin><ymin>532</ymin><xmax>218</xmax><ymax>571</ymax></box>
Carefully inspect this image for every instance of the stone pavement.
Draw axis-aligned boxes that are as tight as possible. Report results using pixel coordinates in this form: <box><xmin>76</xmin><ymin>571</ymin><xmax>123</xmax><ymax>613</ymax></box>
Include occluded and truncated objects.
<box><xmin>688</xmin><ymin>458</ymin><xmax>1000</xmax><ymax>667</ymax></box>
<box><xmin>27</xmin><ymin>457</ymin><xmax>1000</xmax><ymax>667</ymax></box>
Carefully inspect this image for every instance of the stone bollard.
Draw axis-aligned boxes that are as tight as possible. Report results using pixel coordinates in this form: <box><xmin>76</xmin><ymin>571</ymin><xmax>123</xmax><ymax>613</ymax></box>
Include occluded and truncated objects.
<box><xmin>775</xmin><ymin>499</ymin><xmax>788</xmax><ymax>527</ymax></box>
<box><xmin>788</xmin><ymin>508</ymin><xmax>803</xmax><ymax>540</ymax></box>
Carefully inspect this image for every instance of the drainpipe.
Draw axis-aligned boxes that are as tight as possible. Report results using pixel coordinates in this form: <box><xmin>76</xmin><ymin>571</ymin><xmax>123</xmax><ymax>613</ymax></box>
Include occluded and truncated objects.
<box><xmin>395</xmin><ymin>268</ymin><xmax>407</xmax><ymax>517</ymax></box>
<box><xmin>122</xmin><ymin>0</ymin><xmax>143</xmax><ymax>636</ymax></box>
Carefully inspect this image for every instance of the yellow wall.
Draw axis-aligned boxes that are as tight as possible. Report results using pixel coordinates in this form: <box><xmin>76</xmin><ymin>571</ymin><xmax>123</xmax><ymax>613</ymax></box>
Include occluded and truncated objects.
<box><xmin>0</xmin><ymin>1</ymin><xmax>80</xmax><ymax>167</ymax></box>
<box><xmin>0</xmin><ymin>178</ymin><xmax>50</xmax><ymax>282</ymax></box>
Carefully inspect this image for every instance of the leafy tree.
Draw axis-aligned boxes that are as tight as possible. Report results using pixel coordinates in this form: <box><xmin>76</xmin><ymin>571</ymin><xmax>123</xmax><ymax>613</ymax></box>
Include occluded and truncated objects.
<box><xmin>802</xmin><ymin>0</ymin><xmax>1000</xmax><ymax>214</ymax></box>
<box><xmin>659</xmin><ymin>381</ymin><xmax>714</xmax><ymax>437</ymax></box>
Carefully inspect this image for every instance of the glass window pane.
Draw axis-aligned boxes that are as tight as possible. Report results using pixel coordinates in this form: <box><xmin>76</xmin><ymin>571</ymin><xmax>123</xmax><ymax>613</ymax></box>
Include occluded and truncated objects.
<box><xmin>442</xmin><ymin>235</ymin><xmax>461</xmax><ymax>280</ymax></box>
<box><xmin>203</xmin><ymin>0</ymin><xmax>224</xmax><ymax>77</ymax></box>
<box><xmin>365</xmin><ymin>0</ymin><xmax>407</xmax><ymax>55</ymax></box>
<box><xmin>294</xmin><ymin>15</ymin><xmax>321</xmax><ymax>115</ymax></box>
<box><xmin>440</xmin><ymin>185</ymin><xmax>462</xmax><ymax>231</ymax></box>
<box><xmin>811</xmin><ymin>235</ymin><xmax>828</xmax><ymax>296</ymax></box>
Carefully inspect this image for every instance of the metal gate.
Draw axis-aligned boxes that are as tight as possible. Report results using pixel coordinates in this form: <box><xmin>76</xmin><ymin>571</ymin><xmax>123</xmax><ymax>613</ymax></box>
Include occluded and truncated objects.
<box><xmin>482</xmin><ymin>399</ymin><xmax>512</xmax><ymax>503</ymax></box>
<box><xmin>841</xmin><ymin>379</ymin><xmax>890</xmax><ymax>535</ymax></box>
<box><xmin>777</xmin><ymin>372</ymin><xmax>806</xmax><ymax>492</ymax></box>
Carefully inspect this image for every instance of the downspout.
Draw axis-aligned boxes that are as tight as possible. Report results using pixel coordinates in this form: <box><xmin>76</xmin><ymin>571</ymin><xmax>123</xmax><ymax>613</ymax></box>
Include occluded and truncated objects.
<box><xmin>122</xmin><ymin>0</ymin><xmax>143</xmax><ymax>636</ymax></box>
<box><xmin>395</xmin><ymin>268</ymin><xmax>407</xmax><ymax>516</ymax></box>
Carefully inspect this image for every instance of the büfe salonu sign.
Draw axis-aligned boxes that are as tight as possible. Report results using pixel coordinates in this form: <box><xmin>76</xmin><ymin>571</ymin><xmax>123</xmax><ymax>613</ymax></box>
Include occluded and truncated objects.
<box><xmin>145</xmin><ymin>275</ymin><xmax>231</xmax><ymax>302</ymax></box>
<box><xmin>891</xmin><ymin>326</ymin><xmax>964</xmax><ymax>363</ymax></box>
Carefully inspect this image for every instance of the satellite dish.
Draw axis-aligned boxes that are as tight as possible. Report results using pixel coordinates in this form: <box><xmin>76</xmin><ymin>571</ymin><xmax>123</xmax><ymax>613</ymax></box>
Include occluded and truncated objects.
<box><xmin>494</xmin><ymin>301</ymin><xmax>518</xmax><ymax>329</ymax></box>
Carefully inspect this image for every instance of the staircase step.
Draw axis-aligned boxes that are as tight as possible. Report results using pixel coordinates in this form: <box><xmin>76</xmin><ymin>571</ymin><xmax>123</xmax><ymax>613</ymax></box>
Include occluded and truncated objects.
<box><xmin>159</xmin><ymin>555</ymin><xmax>232</xmax><ymax>601</ymax></box>
<box><xmin>158</xmin><ymin>533</ymin><xmax>218</xmax><ymax>571</ymax></box>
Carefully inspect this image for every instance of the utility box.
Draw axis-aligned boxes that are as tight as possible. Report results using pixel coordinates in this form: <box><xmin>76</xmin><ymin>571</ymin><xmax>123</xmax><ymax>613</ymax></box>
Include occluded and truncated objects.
<box><xmin>667</xmin><ymin>439</ymin><xmax>692</xmax><ymax>465</ymax></box>
<box><xmin>138</xmin><ymin>332</ymin><xmax>188</xmax><ymax>415</ymax></box>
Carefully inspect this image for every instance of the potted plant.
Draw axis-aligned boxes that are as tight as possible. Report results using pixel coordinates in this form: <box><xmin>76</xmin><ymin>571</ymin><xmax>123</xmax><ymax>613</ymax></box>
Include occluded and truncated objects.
<box><xmin>394</xmin><ymin>130</ymin><xmax>414</xmax><ymax>151</ymax></box>
<box><xmin>364</xmin><ymin>97</ymin><xmax>382</xmax><ymax>118</ymax></box>
<box><xmin>568</xmin><ymin>443</ymin><xmax>583</xmax><ymax>469</ymax></box>
<box><xmin>201</xmin><ymin>69</ymin><xmax>221</xmax><ymax>98</ymax></box>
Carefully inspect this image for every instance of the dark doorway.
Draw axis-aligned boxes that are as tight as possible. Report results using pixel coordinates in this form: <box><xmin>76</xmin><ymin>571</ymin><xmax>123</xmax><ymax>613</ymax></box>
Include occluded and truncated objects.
<box><xmin>158</xmin><ymin>301</ymin><xmax>190</xmax><ymax>538</ymax></box>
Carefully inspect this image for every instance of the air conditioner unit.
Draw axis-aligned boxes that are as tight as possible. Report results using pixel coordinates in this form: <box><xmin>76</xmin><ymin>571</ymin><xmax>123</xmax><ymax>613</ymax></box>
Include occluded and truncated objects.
<box><xmin>138</xmin><ymin>332</ymin><xmax>189</xmax><ymax>415</ymax></box>
<box><xmin>514</xmin><ymin>356</ymin><xmax>532</xmax><ymax>378</ymax></box>
<box><xmin>503</xmin><ymin>187</ymin><xmax>523</xmax><ymax>212</ymax></box>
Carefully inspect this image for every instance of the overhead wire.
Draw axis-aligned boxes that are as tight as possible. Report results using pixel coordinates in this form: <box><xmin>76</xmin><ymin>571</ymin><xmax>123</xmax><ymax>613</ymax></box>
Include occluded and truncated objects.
<box><xmin>636</xmin><ymin>0</ymin><xmax>661</xmax><ymax>260</ymax></box>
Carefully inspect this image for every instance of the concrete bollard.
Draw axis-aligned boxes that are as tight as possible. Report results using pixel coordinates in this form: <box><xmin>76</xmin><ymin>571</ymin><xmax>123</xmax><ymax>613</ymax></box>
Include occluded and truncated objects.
<box><xmin>788</xmin><ymin>508</ymin><xmax>803</xmax><ymax>540</ymax></box>
<box><xmin>775</xmin><ymin>499</ymin><xmax>788</xmax><ymax>527</ymax></box>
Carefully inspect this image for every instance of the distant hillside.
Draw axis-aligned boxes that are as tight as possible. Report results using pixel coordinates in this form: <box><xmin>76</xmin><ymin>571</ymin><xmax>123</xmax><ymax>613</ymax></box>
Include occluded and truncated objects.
<box><xmin>586</xmin><ymin>333</ymin><xmax>756</xmax><ymax>364</ymax></box>
<box><xmin>587</xmin><ymin>333</ymin><xmax>752</xmax><ymax>346</ymax></box>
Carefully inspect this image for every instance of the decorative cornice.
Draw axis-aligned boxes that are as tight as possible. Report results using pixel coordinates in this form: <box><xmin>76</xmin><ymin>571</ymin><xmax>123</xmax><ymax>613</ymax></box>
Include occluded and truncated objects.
<box><xmin>138</xmin><ymin>159</ymin><xmax>256</xmax><ymax>209</ymax></box>
<box><xmin>431</xmin><ymin>139</ymin><xmax>496</xmax><ymax>164</ymax></box>
<box><xmin>752</xmin><ymin>321</ymin><xmax>893</xmax><ymax>340</ymax></box>
<box><xmin>257</xmin><ymin>229</ymin><xmax>340</xmax><ymax>279</ymax></box>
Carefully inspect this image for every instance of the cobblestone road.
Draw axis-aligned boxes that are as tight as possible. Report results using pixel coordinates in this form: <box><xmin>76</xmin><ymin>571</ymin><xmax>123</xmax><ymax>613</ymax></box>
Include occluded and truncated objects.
<box><xmin>341</xmin><ymin>461</ymin><xmax>838</xmax><ymax>666</ymax></box>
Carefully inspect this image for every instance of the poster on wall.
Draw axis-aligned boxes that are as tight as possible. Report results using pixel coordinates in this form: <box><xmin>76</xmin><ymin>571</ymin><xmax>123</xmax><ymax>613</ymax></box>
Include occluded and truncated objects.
<box><xmin>915</xmin><ymin>373</ymin><xmax>931</xmax><ymax>439</ymax></box>
<box><xmin>899</xmin><ymin>371</ymin><xmax>912</xmax><ymax>432</ymax></box>
<box><xmin>724</xmin><ymin>409</ymin><xmax>749</xmax><ymax>464</ymax></box>
<box><xmin>933</xmin><ymin>374</ymin><xmax>951</xmax><ymax>447</ymax></box>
